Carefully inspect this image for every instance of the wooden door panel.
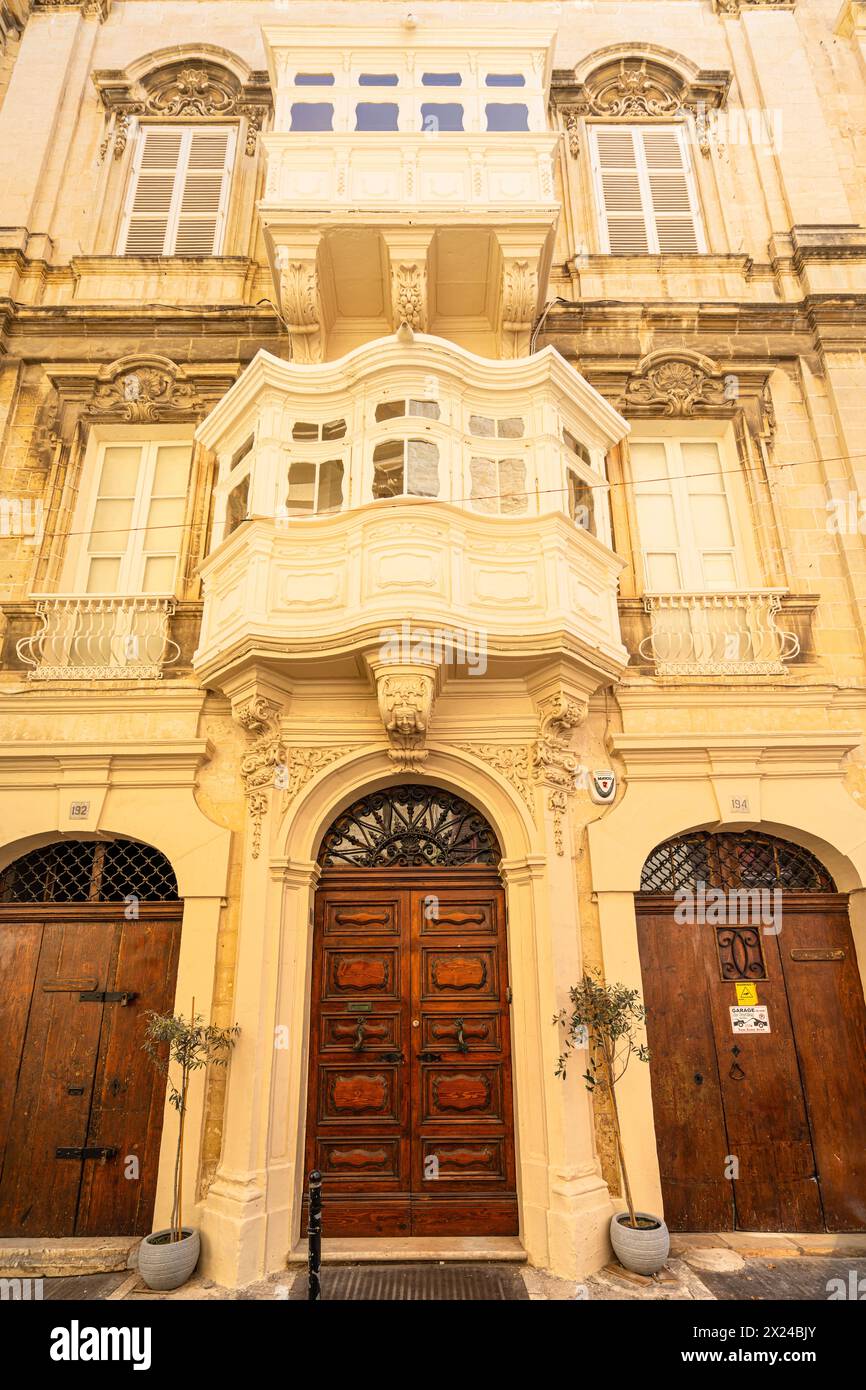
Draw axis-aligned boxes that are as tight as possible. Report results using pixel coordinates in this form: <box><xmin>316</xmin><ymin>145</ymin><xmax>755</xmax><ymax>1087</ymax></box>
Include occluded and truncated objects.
<box><xmin>323</xmin><ymin>947</ymin><xmax>401</xmax><ymax>999</ymax></box>
<box><xmin>779</xmin><ymin>901</ymin><xmax>866</xmax><ymax>1231</ymax></box>
<box><xmin>422</xmin><ymin>1065</ymin><xmax>504</xmax><ymax>1121</ymax></box>
<box><xmin>422</xmin><ymin>1012</ymin><xmax>502</xmax><ymax>1052</ymax></box>
<box><xmin>421</xmin><ymin>948</ymin><xmax>500</xmax><ymax>999</ymax></box>
<box><xmin>0</xmin><ymin>919</ymin><xmax>113</xmax><ymax>1236</ymax></box>
<box><xmin>636</xmin><ymin>908</ymin><xmax>735</xmax><ymax>1232</ymax></box>
<box><xmin>0</xmin><ymin>920</ymin><xmax>43</xmax><ymax>1193</ymax></box>
<box><xmin>77</xmin><ymin>915</ymin><xmax>181</xmax><ymax>1237</ymax></box>
<box><xmin>701</xmin><ymin>927</ymin><xmax>822</xmax><ymax>1232</ymax></box>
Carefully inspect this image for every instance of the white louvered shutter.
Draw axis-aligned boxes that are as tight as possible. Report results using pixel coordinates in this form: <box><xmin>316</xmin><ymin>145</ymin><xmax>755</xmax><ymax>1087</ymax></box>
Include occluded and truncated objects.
<box><xmin>120</xmin><ymin>125</ymin><xmax>235</xmax><ymax>256</ymax></box>
<box><xmin>591</xmin><ymin>124</ymin><xmax>704</xmax><ymax>255</ymax></box>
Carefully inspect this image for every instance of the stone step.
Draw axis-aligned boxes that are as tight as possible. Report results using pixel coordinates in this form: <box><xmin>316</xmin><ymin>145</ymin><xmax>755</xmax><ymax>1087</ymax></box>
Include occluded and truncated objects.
<box><xmin>0</xmin><ymin>1237</ymin><xmax>140</xmax><ymax>1277</ymax></box>
<box><xmin>286</xmin><ymin>1235</ymin><xmax>526</xmax><ymax>1266</ymax></box>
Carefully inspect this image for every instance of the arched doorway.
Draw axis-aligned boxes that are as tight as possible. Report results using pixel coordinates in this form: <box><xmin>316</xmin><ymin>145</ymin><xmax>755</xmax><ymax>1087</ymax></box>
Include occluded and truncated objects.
<box><xmin>0</xmin><ymin>838</ymin><xmax>182</xmax><ymax>1237</ymax></box>
<box><xmin>304</xmin><ymin>784</ymin><xmax>518</xmax><ymax>1236</ymax></box>
<box><xmin>636</xmin><ymin>830</ymin><xmax>866</xmax><ymax>1232</ymax></box>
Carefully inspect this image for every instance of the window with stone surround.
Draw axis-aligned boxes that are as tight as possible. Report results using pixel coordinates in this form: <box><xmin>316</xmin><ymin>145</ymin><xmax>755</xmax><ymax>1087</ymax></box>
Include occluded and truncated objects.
<box><xmin>589</xmin><ymin>124</ymin><xmax>704</xmax><ymax>255</ymax></box>
<box><xmin>118</xmin><ymin>125</ymin><xmax>236</xmax><ymax>256</ymax></box>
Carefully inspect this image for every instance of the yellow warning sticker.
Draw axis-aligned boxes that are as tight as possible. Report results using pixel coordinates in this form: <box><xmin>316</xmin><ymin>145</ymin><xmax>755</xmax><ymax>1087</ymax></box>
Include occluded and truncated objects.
<box><xmin>735</xmin><ymin>982</ymin><xmax>759</xmax><ymax>1006</ymax></box>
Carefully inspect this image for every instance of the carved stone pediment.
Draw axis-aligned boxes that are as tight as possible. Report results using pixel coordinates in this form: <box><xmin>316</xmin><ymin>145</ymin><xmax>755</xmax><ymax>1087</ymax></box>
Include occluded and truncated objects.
<box><xmin>93</xmin><ymin>56</ymin><xmax>272</xmax><ymax>158</ymax></box>
<box><xmin>622</xmin><ymin>352</ymin><xmax>733</xmax><ymax>418</ymax></box>
<box><xmin>46</xmin><ymin>355</ymin><xmax>235</xmax><ymax>431</ymax></box>
<box><xmin>551</xmin><ymin>55</ymin><xmax>730</xmax><ymax>122</ymax></box>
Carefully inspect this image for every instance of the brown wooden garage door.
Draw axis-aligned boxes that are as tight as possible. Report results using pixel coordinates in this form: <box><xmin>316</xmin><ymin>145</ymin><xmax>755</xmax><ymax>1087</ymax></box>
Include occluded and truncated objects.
<box><xmin>0</xmin><ymin>840</ymin><xmax>181</xmax><ymax>1237</ymax></box>
<box><xmin>637</xmin><ymin>831</ymin><xmax>866</xmax><ymax>1233</ymax></box>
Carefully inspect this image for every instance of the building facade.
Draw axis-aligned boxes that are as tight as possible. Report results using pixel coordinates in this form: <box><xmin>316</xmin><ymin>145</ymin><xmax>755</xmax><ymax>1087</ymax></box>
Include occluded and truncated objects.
<box><xmin>1</xmin><ymin>0</ymin><xmax>866</xmax><ymax>1287</ymax></box>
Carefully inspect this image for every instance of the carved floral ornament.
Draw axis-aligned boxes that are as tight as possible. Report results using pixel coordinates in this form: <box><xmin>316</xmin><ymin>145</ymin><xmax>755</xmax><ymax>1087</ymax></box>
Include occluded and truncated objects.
<box><xmin>93</xmin><ymin>59</ymin><xmax>272</xmax><ymax>160</ymax></box>
<box><xmin>45</xmin><ymin>356</ymin><xmax>234</xmax><ymax>438</ymax></box>
<box><xmin>552</xmin><ymin>56</ymin><xmax>731</xmax><ymax>158</ymax></box>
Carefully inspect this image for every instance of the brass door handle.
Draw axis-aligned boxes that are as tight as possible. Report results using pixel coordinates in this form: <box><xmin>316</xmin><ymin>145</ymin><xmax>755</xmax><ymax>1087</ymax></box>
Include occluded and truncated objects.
<box><xmin>352</xmin><ymin>1018</ymin><xmax>366</xmax><ymax>1052</ymax></box>
<box><xmin>417</xmin><ymin>1051</ymin><xmax>442</xmax><ymax>1062</ymax></box>
<box><xmin>455</xmin><ymin>1018</ymin><xmax>469</xmax><ymax>1053</ymax></box>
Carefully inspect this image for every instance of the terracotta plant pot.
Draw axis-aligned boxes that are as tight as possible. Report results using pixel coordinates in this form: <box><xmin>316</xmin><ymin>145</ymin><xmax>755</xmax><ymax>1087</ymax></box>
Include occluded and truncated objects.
<box><xmin>609</xmin><ymin>1211</ymin><xmax>670</xmax><ymax>1275</ymax></box>
<box><xmin>137</xmin><ymin>1227</ymin><xmax>201</xmax><ymax>1291</ymax></box>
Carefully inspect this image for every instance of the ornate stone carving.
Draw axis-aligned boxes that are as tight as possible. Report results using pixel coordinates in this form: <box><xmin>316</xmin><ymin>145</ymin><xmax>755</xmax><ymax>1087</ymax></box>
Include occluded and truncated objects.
<box><xmin>713</xmin><ymin>0</ymin><xmax>794</xmax><ymax>13</ymax></box>
<box><xmin>551</xmin><ymin>55</ymin><xmax>730</xmax><ymax>126</ymax></box>
<box><xmin>35</xmin><ymin>0</ymin><xmax>111</xmax><ymax>15</ymax></box>
<box><xmin>531</xmin><ymin>695</ymin><xmax>588</xmax><ymax>856</ymax></box>
<box><xmin>278</xmin><ymin>747</ymin><xmax>362</xmax><ymax>808</ymax></box>
<box><xmin>277</xmin><ymin>254</ymin><xmax>324</xmax><ymax>364</ymax></box>
<box><xmin>456</xmin><ymin>744</ymin><xmax>536</xmax><ymax>816</ymax></box>
<box><xmin>93</xmin><ymin>58</ymin><xmax>271</xmax><ymax>159</ymax></box>
<box><xmin>391</xmin><ymin>262</ymin><xmax>427</xmax><ymax>332</ymax></box>
<box><xmin>236</xmin><ymin>697</ymin><xmax>286</xmax><ymax>860</ymax></box>
<box><xmin>559</xmin><ymin>106</ymin><xmax>581</xmax><ymax>159</ymax></box>
<box><xmin>501</xmin><ymin>258</ymin><xmax>539</xmax><ymax>357</ymax></box>
<box><xmin>376</xmin><ymin>671</ymin><xmax>437</xmax><ymax>771</ymax></box>
<box><xmin>86</xmin><ymin>358</ymin><xmax>206</xmax><ymax>423</ymax></box>
<box><xmin>623</xmin><ymin>354</ymin><xmax>731</xmax><ymax>418</ymax></box>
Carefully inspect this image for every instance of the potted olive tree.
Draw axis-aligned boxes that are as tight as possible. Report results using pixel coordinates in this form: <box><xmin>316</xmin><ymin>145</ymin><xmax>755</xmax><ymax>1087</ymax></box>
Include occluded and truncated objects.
<box><xmin>138</xmin><ymin>1002</ymin><xmax>239</xmax><ymax>1291</ymax></box>
<box><xmin>556</xmin><ymin>970</ymin><xmax>669</xmax><ymax>1275</ymax></box>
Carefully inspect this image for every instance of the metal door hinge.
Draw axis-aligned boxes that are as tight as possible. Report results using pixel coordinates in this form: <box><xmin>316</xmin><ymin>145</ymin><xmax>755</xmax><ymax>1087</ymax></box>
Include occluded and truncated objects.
<box><xmin>506</xmin><ymin>986</ymin><xmax>513</xmax><ymax>1004</ymax></box>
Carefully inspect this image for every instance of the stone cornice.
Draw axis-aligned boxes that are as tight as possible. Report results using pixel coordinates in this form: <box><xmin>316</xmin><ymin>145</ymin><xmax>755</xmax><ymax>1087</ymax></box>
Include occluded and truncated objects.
<box><xmin>712</xmin><ymin>0</ymin><xmax>795</xmax><ymax>14</ymax></box>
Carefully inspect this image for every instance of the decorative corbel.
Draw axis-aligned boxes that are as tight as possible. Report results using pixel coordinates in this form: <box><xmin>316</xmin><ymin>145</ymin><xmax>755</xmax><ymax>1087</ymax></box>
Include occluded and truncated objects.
<box><xmin>500</xmin><ymin>257</ymin><xmax>539</xmax><ymax>359</ymax></box>
<box><xmin>391</xmin><ymin>262</ymin><xmax>428</xmax><ymax>333</ymax></box>
<box><xmin>235</xmin><ymin>695</ymin><xmax>287</xmax><ymax>860</ymax></box>
<box><xmin>276</xmin><ymin>246</ymin><xmax>325</xmax><ymax>364</ymax></box>
<box><xmin>366</xmin><ymin>653</ymin><xmax>440</xmax><ymax>771</ymax></box>
<box><xmin>531</xmin><ymin>693</ymin><xmax>588</xmax><ymax>855</ymax></box>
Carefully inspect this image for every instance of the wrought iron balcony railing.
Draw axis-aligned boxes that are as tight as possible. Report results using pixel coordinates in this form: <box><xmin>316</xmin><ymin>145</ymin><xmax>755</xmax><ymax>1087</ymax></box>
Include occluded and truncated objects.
<box><xmin>15</xmin><ymin>596</ymin><xmax>180</xmax><ymax>681</ymax></box>
<box><xmin>636</xmin><ymin>591</ymin><xmax>800</xmax><ymax>676</ymax></box>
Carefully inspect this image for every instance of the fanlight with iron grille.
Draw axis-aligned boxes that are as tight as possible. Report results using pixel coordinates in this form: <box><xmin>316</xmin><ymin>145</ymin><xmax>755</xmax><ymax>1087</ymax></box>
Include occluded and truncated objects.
<box><xmin>640</xmin><ymin>830</ymin><xmax>835</xmax><ymax>894</ymax></box>
<box><xmin>0</xmin><ymin>839</ymin><xmax>179</xmax><ymax>904</ymax></box>
<box><xmin>318</xmin><ymin>785</ymin><xmax>501</xmax><ymax>868</ymax></box>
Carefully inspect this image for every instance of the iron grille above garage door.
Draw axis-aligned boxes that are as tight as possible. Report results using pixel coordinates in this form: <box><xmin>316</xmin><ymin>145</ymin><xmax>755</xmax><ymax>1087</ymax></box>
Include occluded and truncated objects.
<box><xmin>640</xmin><ymin>830</ymin><xmax>836</xmax><ymax>894</ymax></box>
<box><xmin>0</xmin><ymin>839</ymin><xmax>179</xmax><ymax>903</ymax></box>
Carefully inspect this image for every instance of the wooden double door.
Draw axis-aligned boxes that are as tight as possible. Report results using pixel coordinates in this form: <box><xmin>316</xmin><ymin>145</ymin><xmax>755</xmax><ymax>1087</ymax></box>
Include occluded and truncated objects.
<box><xmin>0</xmin><ymin>904</ymin><xmax>181</xmax><ymax>1237</ymax></box>
<box><xmin>305</xmin><ymin>869</ymin><xmax>518</xmax><ymax>1236</ymax></box>
<box><xmin>637</xmin><ymin>894</ymin><xmax>866</xmax><ymax>1232</ymax></box>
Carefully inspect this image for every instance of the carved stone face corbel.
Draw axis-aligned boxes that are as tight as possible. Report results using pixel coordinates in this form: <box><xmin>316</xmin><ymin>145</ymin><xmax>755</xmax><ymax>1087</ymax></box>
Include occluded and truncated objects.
<box><xmin>366</xmin><ymin>654</ymin><xmax>440</xmax><ymax>772</ymax></box>
<box><xmin>531</xmin><ymin>692</ymin><xmax>588</xmax><ymax>855</ymax></box>
<box><xmin>234</xmin><ymin>695</ymin><xmax>287</xmax><ymax>860</ymax></box>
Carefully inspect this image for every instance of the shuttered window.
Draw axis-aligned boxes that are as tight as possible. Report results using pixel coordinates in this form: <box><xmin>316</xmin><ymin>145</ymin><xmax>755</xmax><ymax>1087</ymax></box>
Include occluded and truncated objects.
<box><xmin>630</xmin><ymin>438</ymin><xmax>741</xmax><ymax>591</ymax></box>
<box><xmin>119</xmin><ymin>125</ymin><xmax>236</xmax><ymax>256</ymax></box>
<box><xmin>590</xmin><ymin>124</ymin><xmax>704</xmax><ymax>255</ymax></box>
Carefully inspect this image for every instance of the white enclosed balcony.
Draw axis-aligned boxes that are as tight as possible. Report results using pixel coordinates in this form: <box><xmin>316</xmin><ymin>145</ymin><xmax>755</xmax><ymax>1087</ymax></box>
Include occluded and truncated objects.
<box><xmin>259</xmin><ymin>24</ymin><xmax>560</xmax><ymax>360</ymax></box>
<box><xmin>193</xmin><ymin>332</ymin><xmax>629</xmax><ymax>698</ymax></box>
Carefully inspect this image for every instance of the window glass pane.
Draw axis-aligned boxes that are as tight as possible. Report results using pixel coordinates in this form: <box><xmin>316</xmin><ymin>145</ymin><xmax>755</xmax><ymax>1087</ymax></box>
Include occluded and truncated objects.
<box><xmin>567</xmin><ymin>470</ymin><xmax>595</xmax><ymax>532</ymax></box>
<box><xmin>322</xmin><ymin>419</ymin><xmax>347</xmax><ymax>440</ymax></box>
<box><xmin>421</xmin><ymin>103</ymin><xmax>463</xmax><ymax>132</ymax></box>
<box><xmin>359</xmin><ymin>73</ymin><xmax>398</xmax><ymax>86</ymax></box>
<box><xmin>406</xmin><ymin>439</ymin><xmax>439</xmax><ymax>496</ymax></box>
<box><xmin>629</xmin><ymin>441</ymin><xmax>669</xmax><ymax>489</ymax></box>
<box><xmin>226</xmin><ymin>475</ymin><xmax>249</xmax><ymax>537</ymax></box>
<box><xmin>498</xmin><ymin>416</ymin><xmax>524</xmax><ymax>438</ymax></box>
<box><xmin>142</xmin><ymin>555</ymin><xmax>176</xmax><ymax>593</ymax></box>
<box><xmin>408</xmin><ymin>399</ymin><xmax>440</xmax><ymax>419</ymax></box>
<box><xmin>89</xmin><ymin>498</ymin><xmax>133</xmax><ymax>553</ymax></box>
<box><xmin>500</xmin><ymin>458</ymin><xmax>527</xmax><ymax>514</ymax></box>
<box><xmin>375</xmin><ymin>400</ymin><xmax>405</xmax><ymax>422</ymax></box>
<box><xmin>690</xmin><ymin>494</ymin><xmax>734</xmax><ymax>547</ymax></box>
<box><xmin>646</xmin><ymin>553</ymin><xmax>681</xmax><ymax>590</ymax></box>
<box><xmin>356</xmin><ymin>103</ymin><xmax>399</xmax><ymax>131</ymax></box>
<box><xmin>99</xmin><ymin>446</ymin><xmax>140</xmax><ymax>496</ymax></box>
<box><xmin>144</xmin><ymin>495</ymin><xmax>184</xmax><ymax>552</ymax></box>
<box><xmin>469</xmin><ymin>414</ymin><xmax>495</xmax><ymax>437</ymax></box>
<box><xmin>152</xmin><ymin>445</ymin><xmax>190</xmax><ymax>497</ymax></box>
<box><xmin>286</xmin><ymin>461</ymin><xmax>317</xmax><ymax>514</ymax></box>
<box><xmin>682</xmin><ymin>441</ymin><xmax>723</xmax><ymax>483</ymax></box>
<box><xmin>486</xmin><ymin>103</ymin><xmax>529</xmax><ymax>132</ymax></box>
<box><xmin>562</xmin><ymin>427</ymin><xmax>591</xmax><ymax>465</ymax></box>
<box><xmin>293</xmin><ymin>421</ymin><xmax>319</xmax><ymax>441</ymax></box>
<box><xmin>486</xmin><ymin>73</ymin><xmax>525</xmax><ymax>87</ymax></box>
<box><xmin>470</xmin><ymin>457</ymin><xmax>497</xmax><ymax>514</ymax></box>
<box><xmin>702</xmin><ymin>553</ymin><xmax>737</xmax><ymax>589</ymax></box>
<box><xmin>373</xmin><ymin>440</ymin><xmax>405</xmax><ymax>498</ymax></box>
<box><xmin>290</xmin><ymin>103</ymin><xmax>334</xmax><ymax>132</ymax></box>
<box><xmin>317</xmin><ymin>460</ymin><xmax>344</xmax><ymax>513</ymax></box>
<box><xmin>86</xmin><ymin>557</ymin><xmax>121</xmax><ymax>593</ymax></box>
<box><xmin>635</xmin><ymin>492</ymin><xmax>679</xmax><ymax>549</ymax></box>
<box><xmin>422</xmin><ymin>72</ymin><xmax>462</xmax><ymax>86</ymax></box>
<box><xmin>295</xmin><ymin>73</ymin><xmax>335</xmax><ymax>85</ymax></box>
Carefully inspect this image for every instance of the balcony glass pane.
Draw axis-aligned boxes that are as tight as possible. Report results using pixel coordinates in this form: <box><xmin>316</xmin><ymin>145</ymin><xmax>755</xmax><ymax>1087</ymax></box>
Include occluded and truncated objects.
<box><xmin>408</xmin><ymin>399</ymin><xmax>440</xmax><ymax>419</ymax></box>
<box><xmin>295</xmin><ymin>74</ymin><xmax>335</xmax><ymax>86</ymax></box>
<box><xmin>152</xmin><ymin>445</ymin><xmax>190</xmax><ymax>496</ymax></box>
<box><xmin>500</xmin><ymin>458</ymin><xmax>527</xmax><ymax>514</ymax></box>
<box><xmin>375</xmin><ymin>401</ymin><xmax>405</xmax><ymax>422</ymax></box>
<box><xmin>89</xmin><ymin>498</ymin><xmax>133</xmax><ymax>553</ymax></box>
<box><xmin>293</xmin><ymin>421</ymin><xmax>319</xmax><ymax>440</ymax></box>
<box><xmin>86</xmin><ymin>557</ymin><xmax>121</xmax><ymax>593</ymax></box>
<box><xmin>359</xmin><ymin>74</ymin><xmax>398</xmax><ymax>86</ymax></box>
<box><xmin>646</xmin><ymin>553</ymin><xmax>682</xmax><ymax>590</ymax></box>
<box><xmin>290</xmin><ymin>103</ymin><xmax>334</xmax><ymax>132</ymax></box>
<box><xmin>317</xmin><ymin>460</ymin><xmax>344</xmax><ymax>513</ymax></box>
<box><xmin>421</xmin><ymin>103</ymin><xmax>464</xmax><ymax>132</ymax></box>
<box><xmin>287</xmin><ymin>461</ymin><xmax>317</xmax><ymax>514</ymax></box>
<box><xmin>422</xmin><ymin>73</ymin><xmax>462</xmax><ymax>86</ymax></box>
<box><xmin>486</xmin><ymin>102</ymin><xmax>529</xmax><ymax>132</ymax></box>
<box><xmin>567</xmin><ymin>469</ymin><xmax>595</xmax><ymax>533</ymax></box>
<box><xmin>143</xmin><ymin>555</ymin><xmax>176</xmax><ymax>593</ymax></box>
<box><xmin>702</xmin><ymin>553</ymin><xmax>737</xmax><ymax>589</ymax></box>
<box><xmin>469</xmin><ymin>414</ymin><xmax>495</xmax><ymax>437</ymax></box>
<box><xmin>470</xmin><ymin>457</ymin><xmax>497</xmax><ymax>514</ymax></box>
<box><xmin>225</xmin><ymin>475</ymin><xmax>249</xmax><ymax>537</ymax></box>
<box><xmin>144</xmin><ymin>495</ymin><xmax>184</xmax><ymax>552</ymax></box>
<box><xmin>498</xmin><ymin>417</ymin><xmax>524</xmax><ymax>438</ymax></box>
<box><xmin>99</xmin><ymin>446</ymin><xmax>140</xmax><ymax>496</ymax></box>
<box><xmin>635</xmin><ymin>493</ymin><xmax>678</xmax><ymax>548</ymax></box>
<box><xmin>486</xmin><ymin>74</ymin><xmax>525</xmax><ymax>87</ymax></box>
<box><xmin>356</xmin><ymin>102</ymin><xmax>399</xmax><ymax>131</ymax></box>
<box><xmin>322</xmin><ymin>419</ymin><xmax>347</xmax><ymax>440</ymax></box>
<box><xmin>406</xmin><ymin>439</ymin><xmax>439</xmax><ymax>497</ymax></box>
<box><xmin>373</xmin><ymin>440</ymin><xmax>405</xmax><ymax>498</ymax></box>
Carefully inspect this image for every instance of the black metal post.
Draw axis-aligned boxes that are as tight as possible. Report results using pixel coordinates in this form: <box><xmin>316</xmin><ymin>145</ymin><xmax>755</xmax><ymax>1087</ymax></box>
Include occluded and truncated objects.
<box><xmin>308</xmin><ymin>1169</ymin><xmax>322</xmax><ymax>1301</ymax></box>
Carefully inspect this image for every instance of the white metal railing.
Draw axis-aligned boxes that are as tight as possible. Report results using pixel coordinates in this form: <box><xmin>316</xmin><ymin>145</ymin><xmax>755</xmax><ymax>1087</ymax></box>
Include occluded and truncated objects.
<box><xmin>16</xmin><ymin>597</ymin><xmax>179</xmax><ymax>681</ymax></box>
<box><xmin>637</xmin><ymin>592</ymin><xmax>800</xmax><ymax>676</ymax></box>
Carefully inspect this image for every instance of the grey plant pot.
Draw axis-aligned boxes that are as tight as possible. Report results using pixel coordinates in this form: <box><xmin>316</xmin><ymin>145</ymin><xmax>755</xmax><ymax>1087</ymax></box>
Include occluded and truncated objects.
<box><xmin>137</xmin><ymin>1227</ymin><xmax>201</xmax><ymax>1291</ymax></box>
<box><xmin>609</xmin><ymin>1211</ymin><xmax>670</xmax><ymax>1275</ymax></box>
